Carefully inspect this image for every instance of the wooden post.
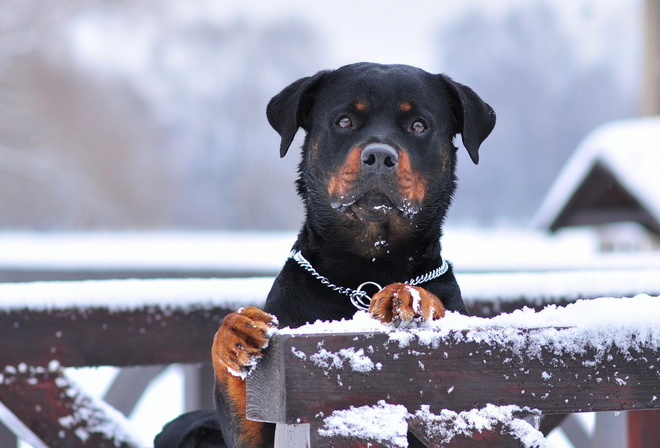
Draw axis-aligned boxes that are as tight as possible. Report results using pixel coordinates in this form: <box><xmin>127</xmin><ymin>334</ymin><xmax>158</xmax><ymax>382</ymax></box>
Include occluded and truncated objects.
<box><xmin>0</xmin><ymin>364</ymin><xmax>140</xmax><ymax>447</ymax></box>
<box><xmin>628</xmin><ymin>410</ymin><xmax>660</xmax><ymax>448</ymax></box>
<box><xmin>642</xmin><ymin>0</ymin><xmax>660</xmax><ymax>115</ymax></box>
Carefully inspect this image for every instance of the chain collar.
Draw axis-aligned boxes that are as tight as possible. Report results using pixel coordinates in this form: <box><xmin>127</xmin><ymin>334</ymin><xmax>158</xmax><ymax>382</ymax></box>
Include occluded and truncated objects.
<box><xmin>288</xmin><ymin>250</ymin><xmax>449</xmax><ymax>311</ymax></box>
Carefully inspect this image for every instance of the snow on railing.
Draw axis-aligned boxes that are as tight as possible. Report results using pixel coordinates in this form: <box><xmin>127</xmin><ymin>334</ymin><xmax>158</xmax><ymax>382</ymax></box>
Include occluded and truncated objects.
<box><xmin>246</xmin><ymin>295</ymin><xmax>660</xmax><ymax>447</ymax></box>
<box><xmin>0</xmin><ymin>277</ymin><xmax>271</xmax><ymax>311</ymax></box>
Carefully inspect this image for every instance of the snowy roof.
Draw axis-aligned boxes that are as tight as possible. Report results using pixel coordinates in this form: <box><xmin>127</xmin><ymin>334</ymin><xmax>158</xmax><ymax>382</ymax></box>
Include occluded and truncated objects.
<box><xmin>533</xmin><ymin>116</ymin><xmax>660</xmax><ymax>233</ymax></box>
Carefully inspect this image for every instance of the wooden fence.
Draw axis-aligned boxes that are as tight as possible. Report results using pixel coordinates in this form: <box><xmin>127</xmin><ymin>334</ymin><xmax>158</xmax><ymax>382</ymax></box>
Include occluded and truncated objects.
<box><xmin>0</xmin><ymin>275</ymin><xmax>659</xmax><ymax>447</ymax></box>
<box><xmin>246</xmin><ymin>300</ymin><xmax>660</xmax><ymax>447</ymax></box>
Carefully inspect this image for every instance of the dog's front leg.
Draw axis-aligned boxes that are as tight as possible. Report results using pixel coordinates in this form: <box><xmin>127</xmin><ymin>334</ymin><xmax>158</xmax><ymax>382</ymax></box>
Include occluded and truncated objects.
<box><xmin>212</xmin><ymin>306</ymin><xmax>278</xmax><ymax>448</ymax></box>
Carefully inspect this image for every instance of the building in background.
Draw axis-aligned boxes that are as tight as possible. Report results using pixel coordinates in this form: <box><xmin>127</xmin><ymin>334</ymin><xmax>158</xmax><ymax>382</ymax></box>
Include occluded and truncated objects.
<box><xmin>534</xmin><ymin>117</ymin><xmax>660</xmax><ymax>252</ymax></box>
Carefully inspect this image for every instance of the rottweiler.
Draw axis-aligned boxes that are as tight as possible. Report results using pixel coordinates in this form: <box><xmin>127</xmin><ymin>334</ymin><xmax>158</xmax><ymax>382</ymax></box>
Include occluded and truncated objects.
<box><xmin>155</xmin><ymin>62</ymin><xmax>495</xmax><ymax>448</ymax></box>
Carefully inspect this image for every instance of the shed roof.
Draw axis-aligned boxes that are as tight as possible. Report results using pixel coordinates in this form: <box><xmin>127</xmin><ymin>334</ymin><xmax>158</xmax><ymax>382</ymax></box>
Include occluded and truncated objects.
<box><xmin>533</xmin><ymin>117</ymin><xmax>660</xmax><ymax>234</ymax></box>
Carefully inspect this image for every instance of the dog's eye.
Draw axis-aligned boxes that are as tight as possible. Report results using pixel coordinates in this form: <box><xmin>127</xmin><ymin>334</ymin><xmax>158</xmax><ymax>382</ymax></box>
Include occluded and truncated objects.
<box><xmin>411</xmin><ymin>120</ymin><xmax>427</xmax><ymax>133</ymax></box>
<box><xmin>337</xmin><ymin>116</ymin><xmax>353</xmax><ymax>128</ymax></box>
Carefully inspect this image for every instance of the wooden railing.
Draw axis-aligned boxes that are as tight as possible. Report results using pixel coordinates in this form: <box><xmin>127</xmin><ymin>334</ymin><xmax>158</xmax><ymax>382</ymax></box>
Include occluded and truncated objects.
<box><xmin>1</xmin><ymin>276</ymin><xmax>659</xmax><ymax>447</ymax></box>
<box><xmin>246</xmin><ymin>296</ymin><xmax>660</xmax><ymax>447</ymax></box>
<box><xmin>0</xmin><ymin>278</ymin><xmax>270</xmax><ymax>447</ymax></box>
<box><xmin>0</xmin><ymin>301</ymin><xmax>234</xmax><ymax>447</ymax></box>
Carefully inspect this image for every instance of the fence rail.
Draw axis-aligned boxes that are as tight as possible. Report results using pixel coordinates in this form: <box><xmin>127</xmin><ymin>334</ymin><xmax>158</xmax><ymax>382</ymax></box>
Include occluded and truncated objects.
<box><xmin>246</xmin><ymin>296</ymin><xmax>660</xmax><ymax>447</ymax></box>
<box><xmin>0</xmin><ymin>276</ymin><xmax>659</xmax><ymax>447</ymax></box>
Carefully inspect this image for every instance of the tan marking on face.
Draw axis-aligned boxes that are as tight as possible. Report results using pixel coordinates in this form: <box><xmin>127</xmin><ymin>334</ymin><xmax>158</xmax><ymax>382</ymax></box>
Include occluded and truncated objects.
<box><xmin>440</xmin><ymin>149</ymin><xmax>449</xmax><ymax>173</ymax></box>
<box><xmin>397</xmin><ymin>151</ymin><xmax>426</xmax><ymax>203</ymax></box>
<box><xmin>355</xmin><ymin>101</ymin><xmax>368</xmax><ymax>111</ymax></box>
<box><xmin>309</xmin><ymin>135</ymin><xmax>322</xmax><ymax>163</ymax></box>
<box><xmin>327</xmin><ymin>146</ymin><xmax>362</xmax><ymax>198</ymax></box>
<box><xmin>400</xmin><ymin>102</ymin><xmax>412</xmax><ymax>112</ymax></box>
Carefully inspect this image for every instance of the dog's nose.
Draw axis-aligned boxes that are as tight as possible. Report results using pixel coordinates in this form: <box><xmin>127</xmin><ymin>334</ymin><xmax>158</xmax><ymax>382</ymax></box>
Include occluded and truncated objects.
<box><xmin>361</xmin><ymin>144</ymin><xmax>398</xmax><ymax>173</ymax></box>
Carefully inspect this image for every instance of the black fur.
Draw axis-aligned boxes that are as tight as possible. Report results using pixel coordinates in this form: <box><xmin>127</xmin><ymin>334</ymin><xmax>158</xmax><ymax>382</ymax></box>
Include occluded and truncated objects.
<box><xmin>155</xmin><ymin>62</ymin><xmax>495</xmax><ymax>448</ymax></box>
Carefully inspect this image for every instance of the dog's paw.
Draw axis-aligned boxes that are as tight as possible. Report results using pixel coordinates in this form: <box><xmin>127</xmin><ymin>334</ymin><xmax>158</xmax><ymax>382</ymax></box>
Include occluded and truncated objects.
<box><xmin>212</xmin><ymin>306</ymin><xmax>279</xmax><ymax>379</ymax></box>
<box><xmin>369</xmin><ymin>283</ymin><xmax>445</xmax><ymax>327</ymax></box>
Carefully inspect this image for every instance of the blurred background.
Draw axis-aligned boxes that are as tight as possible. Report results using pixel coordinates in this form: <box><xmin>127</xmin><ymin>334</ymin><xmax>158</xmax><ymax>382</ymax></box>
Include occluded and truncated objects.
<box><xmin>0</xmin><ymin>0</ymin><xmax>646</xmax><ymax>232</ymax></box>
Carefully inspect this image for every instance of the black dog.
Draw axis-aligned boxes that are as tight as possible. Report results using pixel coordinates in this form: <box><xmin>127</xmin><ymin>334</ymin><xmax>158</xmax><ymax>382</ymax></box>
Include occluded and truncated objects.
<box><xmin>155</xmin><ymin>62</ymin><xmax>495</xmax><ymax>448</ymax></box>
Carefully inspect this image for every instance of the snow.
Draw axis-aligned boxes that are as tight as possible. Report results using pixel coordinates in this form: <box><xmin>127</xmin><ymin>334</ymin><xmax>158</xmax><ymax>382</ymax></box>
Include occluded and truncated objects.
<box><xmin>310</xmin><ymin>348</ymin><xmax>377</xmax><ymax>373</ymax></box>
<box><xmin>282</xmin><ymin>294</ymin><xmax>660</xmax><ymax>372</ymax></box>
<box><xmin>534</xmin><ymin>116</ymin><xmax>660</xmax><ymax>230</ymax></box>
<box><xmin>2</xmin><ymin>230</ymin><xmax>657</xmax><ymax>313</ymax></box>
<box><xmin>443</xmin><ymin>227</ymin><xmax>660</xmax><ymax>272</ymax></box>
<box><xmin>56</xmin><ymin>376</ymin><xmax>143</xmax><ymax>446</ymax></box>
<box><xmin>0</xmin><ymin>231</ymin><xmax>292</xmax><ymax>274</ymax></box>
<box><xmin>283</xmin><ymin>294</ymin><xmax>659</xmax><ymax>335</ymax></box>
<box><xmin>1</xmin><ymin>269</ymin><xmax>656</xmax><ymax>314</ymax></box>
<box><xmin>413</xmin><ymin>404</ymin><xmax>547</xmax><ymax>447</ymax></box>
<box><xmin>2</xmin><ymin>228</ymin><xmax>660</xmax><ymax>277</ymax></box>
<box><xmin>0</xmin><ymin>277</ymin><xmax>270</xmax><ymax>311</ymax></box>
<box><xmin>1</xmin><ymin>266</ymin><xmax>657</xmax><ymax>315</ymax></box>
<box><xmin>459</xmin><ymin>268</ymin><xmax>660</xmax><ymax>304</ymax></box>
<box><xmin>318</xmin><ymin>402</ymin><xmax>548</xmax><ymax>448</ymax></box>
<box><xmin>318</xmin><ymin>400</ymin><xmax>410</xmax><ymax>447</ymax></box>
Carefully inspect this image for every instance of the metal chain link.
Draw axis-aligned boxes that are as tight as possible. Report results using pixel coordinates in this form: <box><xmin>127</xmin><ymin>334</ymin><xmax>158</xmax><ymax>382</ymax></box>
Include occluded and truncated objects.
<box><xmin>289</xmin><ymin>250</ymin><xmax>449</xmax><ymax>311</ymax></box>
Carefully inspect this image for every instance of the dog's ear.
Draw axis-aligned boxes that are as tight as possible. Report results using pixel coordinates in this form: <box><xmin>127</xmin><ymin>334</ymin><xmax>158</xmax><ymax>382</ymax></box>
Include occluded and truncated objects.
<box><xmin>267</xmin><ymin>71</ymin><xmax>329</xmax><ymax>158</ymax></box>
<box><xmin>439</xmin><ymin>75</ymin><xmax>496</xmax><ymax>165</ymax></box>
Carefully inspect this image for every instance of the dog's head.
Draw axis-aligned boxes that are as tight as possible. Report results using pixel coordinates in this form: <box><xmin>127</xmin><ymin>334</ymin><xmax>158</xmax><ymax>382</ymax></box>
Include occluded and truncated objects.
<box><xmin>267</xmin><ymin>63</ymin><xmax>495</xmax><ymax>257</ymax></box>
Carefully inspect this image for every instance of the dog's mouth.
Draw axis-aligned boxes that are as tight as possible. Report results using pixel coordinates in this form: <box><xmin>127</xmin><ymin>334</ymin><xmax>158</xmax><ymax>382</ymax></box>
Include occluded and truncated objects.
<box><xmin>331</xmin><ymin>190</ymin><xmax>419</xmax><ymax>222</ymax></box>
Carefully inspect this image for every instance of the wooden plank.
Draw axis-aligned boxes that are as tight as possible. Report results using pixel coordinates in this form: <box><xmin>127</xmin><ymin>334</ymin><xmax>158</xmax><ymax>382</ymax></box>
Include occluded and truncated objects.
<box><xmin>274</xmin><ymin>423</ymin><xmax>310</xmax><ymax>448</ymax></box>
<box><xmin>0</xmin><ymin>364</ymin><xmax>140</xmax><ymax>447</ymax></box>
<box><xmin>628</xmin><ymin>410</ymin><xmax>660</xmax><ymax>448</ymax></box>
<box><xmin>642</xmin><ymin>0</ymin><xmax>660</xmax><ymax>115</ymax></box>
<box><xmin>246</xmin><ymin>328</ymin><xmax>660</xmax><ymax>425</ymax></box>
<box><xmin>593</xmin><ymin>411</ymin><xmax>627</xmax><ymax>448</ymax></box>
<box><xmin>0</xmin><ymin>306</ymin><xmax>231</xmax><ymax>368</ymax></box>
<box><xmin>0</xmin><ymin>421</ymin><xmax>17</xmax><ymax>448</ymax></box>
<box><xmin>104</xmin><ymin>366</ymin><xmax>166</xmax><ymax>415</ymax></box>
<box><xmin>555</xmin><ymin>414</ymin><xmax>591</xmax><ymax>448</ymax></box>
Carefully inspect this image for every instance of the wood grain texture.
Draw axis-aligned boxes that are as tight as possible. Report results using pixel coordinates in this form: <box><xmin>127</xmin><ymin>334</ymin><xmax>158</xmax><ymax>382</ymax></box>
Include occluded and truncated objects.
<box><xmin>0</xmin><ymin>365</ymin><xmax>139</xmax><ymax>447</ymax></box>
<box><xmin>0</xmin><ymin>306</ymin><xmax>232</xmax><ymax>368</ymax></box>
<box><xmin>247</xmin><ymin>328</ymin><xmax>660</xmax><ymax>424</ymax></box>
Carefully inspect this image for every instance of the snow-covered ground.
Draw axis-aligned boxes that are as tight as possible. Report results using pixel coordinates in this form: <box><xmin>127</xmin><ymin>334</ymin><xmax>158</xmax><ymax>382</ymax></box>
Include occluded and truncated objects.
<box><xmin>0</xmin><ymin>231</ymin><xmax>294</xmax><ymax>275</ymax></box>
<box><xmin>2</xmin><ymin>227</ymin><xmax>660</xmax><ymax>276</ymax></box>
